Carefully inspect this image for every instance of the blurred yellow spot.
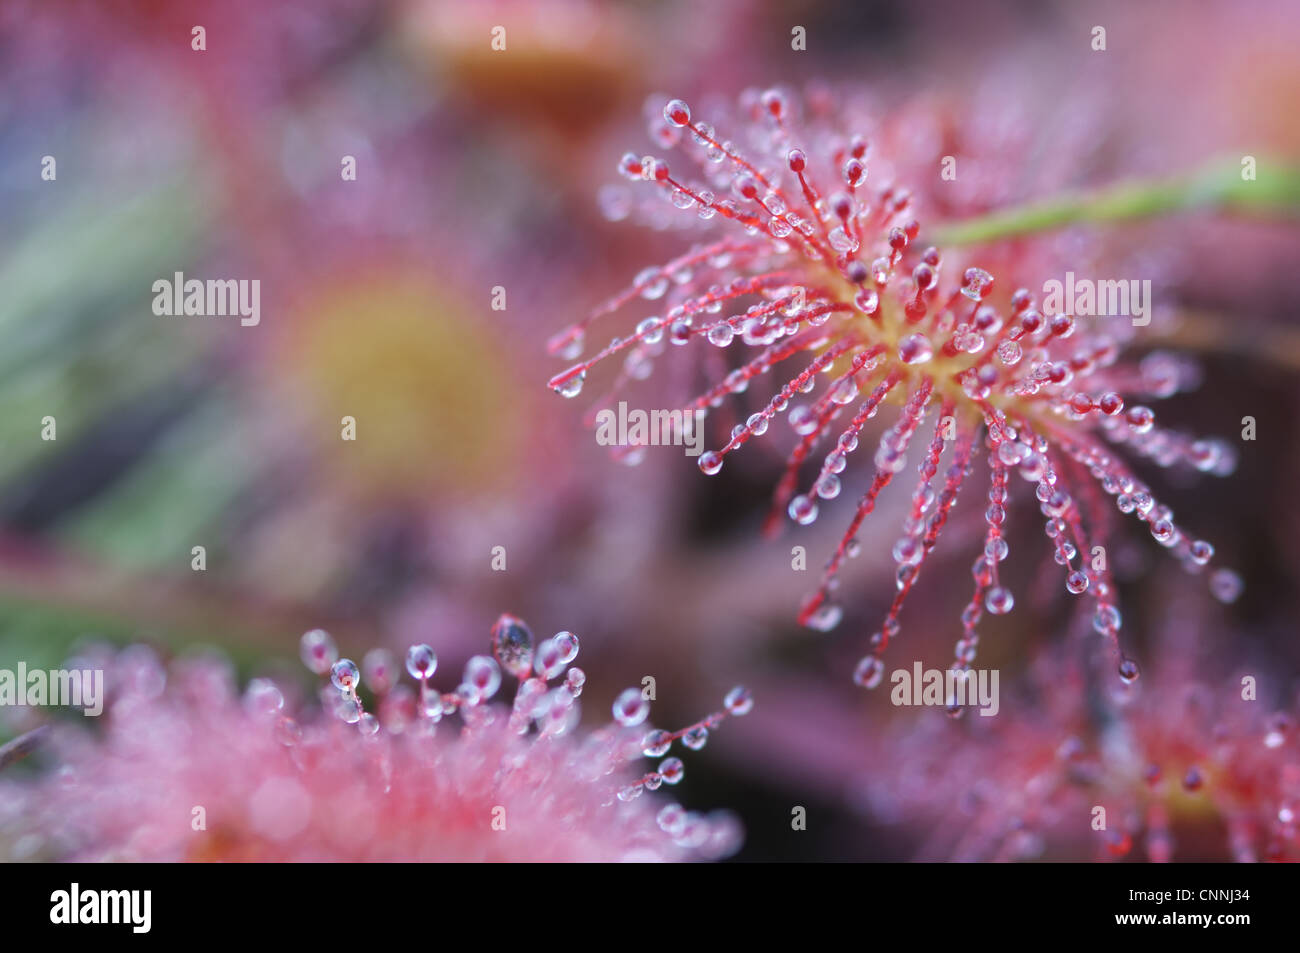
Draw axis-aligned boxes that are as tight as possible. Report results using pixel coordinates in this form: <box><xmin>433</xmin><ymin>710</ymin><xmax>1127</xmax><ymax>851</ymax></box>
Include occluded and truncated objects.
<box><xmin>284</xmin><ymin>273</ymin><xmax>525</xmax><ymax>501</ymax></box>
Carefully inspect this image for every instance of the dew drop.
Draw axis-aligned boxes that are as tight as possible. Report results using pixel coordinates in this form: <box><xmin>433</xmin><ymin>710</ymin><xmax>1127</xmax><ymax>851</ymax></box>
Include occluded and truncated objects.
<box><xmin>997</xmin><ymin>441</ymin><xmax>1027</xmax><ymax>466</ymax></box>
<box><xmin>814</xmin><ymin>474</ymin><xmax>841</xmax><ymax>500</ymax></box>
<box><xmin>853</xmin><ymin>656</ymin><xmax>885</xmax><ymax>689</ymax></box>
<box><xmin>243</xmin><ymin>678</ymin><xmax>284</xmax><ymax>717</ymax></box>
<box><xmin>405</xmin><ymin>644</ymin><xmax>438</xmax><ymax>681</ymax></box>
<box><xmin>698</xmin><ymin>450</ymin><xmax>724</xmax><ymax>475</ymax></box>
<box><xmin>565</xmin><ymin>666</ymin><xmax>586</xmax><ymax>698</ymax></box>
<box><xmin>555</xmin><ymin>371</ymin><xmax>585</xmax><ymax>399</ymax></box>
<box><xmin>663</xmin><ymin>98</ymin><xmax>691</xmax><ymax>127</ymax></box>
<box><xmin>299</xmin><ymin>629</ymin><xmax>338</xmax><ymax>676</ymax></box>
<box><xmin>462</xmin><ymin>656</ymin><xmax>502</xmax><ymax>703</ymax></box>
<box><xmin>724</xmin><ymin>685</ymin><xmax>753</xmax><ymax>715</ymax></box>
<box><xmin>613</xmin><ymin>687</ymin><xmax>650</xmax><ymax>726</ymax></box>
<box><xmin>420</xmin><ymin>680</ymin><xmax>444</xmax><ymax>720</ymax></box>
<box><xmin>659</xmin><ymin>757</ymin><xmax>685</xmax><ymax>784</ymax></box>
<box><xmin>642</xmin><ymin>729</ymin><xmax>673</xmax><ymax>757</ymax></box>
<box><xmin>788</xmin><ymin>404</ymin><xmax>818</xmax><ymax>434</ymax></box>
<box><xmin>335</xmin><ymin>693</ymin><xmax>362</xmax><ymax>725</ymax></box>
<box><xmin>635</xmin><ymin>267</ymin><xmax>670</xmax><ymax>300</ymax></box>
<box><xmin>330</xmin><ymin>658</ymin><xmax>359</xmax><ymax>693</ymax></box>
<box><xmin>657</xmin><ymin>803</ymin><xmax>686</xmax><ymax>834</ymax></box>
<box><xmin>961</xmin><ymin>267</ymin><xmax>994</xmax><ymax>301</ymax></box>
<box><xmin>636</xmin><ymin>317</ymin><xmax>663</xmax><ymax>344</ymax></box>
<box><xmin>1264</xmin><ymin>713</ymin><xmax>1289</xmax><ymax>749</ymax></box>
<box><xmin>788</xmin><ymin>494</ymin><xmax>819</xmax><ymax>525</ymax></box>
<box><xmin>618</xmin><ymin>152</ymin><xmax>643</xmax><ymax>180</ymax></box>
<box><xmin>682</xmin><ymin>726</ymin><xmax>709</xmax><ymax>750</ymax></box>
<box><xmin>1209</xmin><ymin>568</ymin><xmax>1242</xmax><ymax>604</ymax></box>
<box><xmin>707</xmin><ymin>323</ymin><xmax>735</xmax><ymax>347</ymax></box>
<box><xmin>1094</xmin><ymin>605</ymin><xmax>1122</xmax><ymax>634</ymax></box>
<box><xmin>898</xmin><ymin>333</ymin><xmax>933</xmax><ymax>365</ymax></box>
<box><xmin>983</xmin><ymin>537</ymin><xmax>1009</xmax><ymax>563</ymax></box>
<box><xmin>533</xmin><ymin>638</ymin><xmax>566</xmax><ymax>680</ymax></box>
<box><xmin>893</xmin><ymin>537</ymin><xmax>923</xmax><ymax>566</ymax></box>
<box><xmin>806</xmin><ymin>603</ymin><xmax>843</xmax><ymax>632</ymax></box>
<box><xmin>830</xmin><ymin>378</ymin><xmax>858</xmax><ymax>405</ymax></box>
<box><xmin>985</xmin><ymin>586</ymin><xmax>1015</xmax><ymax>615</ymax></box>
<box><xmin>553</xmin><ymin>631</ymin><xmax>580</xmax><ymax>663</ymax></box>
<box><xmin>490</xmin><ymin>614</ymin><xmax>535</xmax><ymax>678</ymax></box>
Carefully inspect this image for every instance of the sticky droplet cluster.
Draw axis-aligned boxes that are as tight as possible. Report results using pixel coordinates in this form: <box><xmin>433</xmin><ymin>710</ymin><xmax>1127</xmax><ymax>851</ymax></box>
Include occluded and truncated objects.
<box><xmin>309</xmin><ymin>618</ymin><xmax>750</xmax><ymax>856</ymax></box>
<box><xmin>549</xmin><ymin>87</ymin><xmax>1240</xmax><ymax>687</ymax></box>
<box><xmin>0</xmin><ymin>622</ymin><xmax>750</xmax><ymax>862</ymax></box>
<box><xmin>855</xmin><ymin>621</ymin><xmax>1299</xmax><ymax>862</ymax></box>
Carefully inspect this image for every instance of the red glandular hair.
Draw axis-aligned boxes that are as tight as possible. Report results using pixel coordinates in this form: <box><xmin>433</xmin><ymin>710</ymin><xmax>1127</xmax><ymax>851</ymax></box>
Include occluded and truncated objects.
<box><xmin>549</xmin><ymin>87</ymin><xmax>1240</xmax><ymax>688</ymax></box>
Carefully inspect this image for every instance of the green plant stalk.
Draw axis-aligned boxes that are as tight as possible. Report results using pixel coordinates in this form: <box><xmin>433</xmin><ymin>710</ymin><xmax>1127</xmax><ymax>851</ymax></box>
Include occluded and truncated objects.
<box><xmin>934</xmin><ymin>157</ymin><xmax>1300</xmax><ymax>246</ymax></box>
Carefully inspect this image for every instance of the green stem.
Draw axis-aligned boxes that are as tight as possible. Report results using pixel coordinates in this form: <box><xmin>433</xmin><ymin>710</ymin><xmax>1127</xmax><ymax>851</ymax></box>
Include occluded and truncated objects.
<box><xmin>0</xmin><ymin>726</ymin><xmax>48</xmax><ymax>771</ymax></box>
<box><xmin>933</xmin><ymin>157</ymin><xmax>1300</xmax><ymax>246</ymax></box>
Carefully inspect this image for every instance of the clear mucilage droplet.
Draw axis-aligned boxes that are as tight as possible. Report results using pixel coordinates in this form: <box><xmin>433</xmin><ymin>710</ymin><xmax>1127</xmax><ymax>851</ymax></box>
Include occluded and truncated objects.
<box><xmin>789</xmin><ymin>494</ymin><xmax>819</xmax><ymax>525</ymax></box>
<box><xmin>898</xmin><ymin>333</ymin><xmax>933</xmax><ymax>365</ymax></box>
<box><xmin>462</xmin><ymin>656</ymin><xmax>502</xmax><ymax>703</ymax></box>
<box><xmin>853</xmin><ymin>656</ymin><xmax>885</xmax><ymax>689</ymax></box>
<box><xmin>300</xmin><ymin>629</ymin><xmax>338</xmax><ymax>675</ymax></box>
<box><xmin>985</xmin><ymin>586</ymin><xmax>1015</xmax><ymax>615</ymax></box>
<box><xmin>682</xmin><ymin>726</ymin><xmax>709</xmax><ymax>750</ymax></box>
<box><xmin>330</xmin><ymin>658</ymin><xmax>359</xmax><ymax>693</ymax></box>
<box><xmin>490</xmin><ymin>614</ymin><xmax>535</xmax><ymax>678</ymax></box>
<box><xmin>806</xmin><ymin>603</ymin><xmax>843</xmax><ymax>632</ymax></box>
<box><xmin>565</xmin><ymin>667</ymin><xmax>586</xmax><ymax>697</ymax></box>
<box><xmin>961</xmin><ymin>267</ymin><xmax>994</xmax><ymax>301</ymax></box>
<box><xmin>658</xmin><ymin>757</ymin><xmax>685</xmax><ymax>784</ymax></box>
<box><xmin>405</xmin><ymin>644</ymin><xmax>438</xmax><ymax>681</ymax></box>
<box><xmin>553</xmin><ymin>631</ymin><xmax>580</xmax><ymax>663</ymax></box>
<box><xmin>724</xmin><ymin>686</ymin><xmax>753</xmax><ymax>715</ymax></box>
<box><xmin>613</xmin><ymin>687</ymin><xmax>650</xmax><ymax>726</ymax></box>
<box><xmin>362</xmin><ymin>649</ymin><xmax>396</xmax><ymax>694</ymax></box>
<box><xmin>243</xmin><ymin>678</ymin><xmax>284</xmax><ymax>717</ymax></box>
<box><xmin>698</xmin><ymin>450</ymin><xmax>724</xmax><ymax>475</ymax></box>
<box><xmin>532</xmin><ymin>638</ymin><xmax>567</xmax><ymax>680</ymax></box>
<box><xmin>555</xmin><ymin>372</ymin><xmax>585</xmax><ymax>398</ymax></box>
<box><xmin>642</xmin><ymin>729</ymin><xmax>673</xmax><ymax>757</ymax></box>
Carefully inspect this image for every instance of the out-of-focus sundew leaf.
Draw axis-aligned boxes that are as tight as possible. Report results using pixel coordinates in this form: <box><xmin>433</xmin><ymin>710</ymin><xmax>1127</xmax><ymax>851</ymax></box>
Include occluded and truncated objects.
<box><xmin>0</xmin><ymin>177</ymin><xmax>214</xmax><ymax>375</ymax></box>
<box><xmin>52</xmin><ymin>395</ymin><xmax>259</xmax><ymax>569</ymax></box>
<box><xmin>0</xmin><ymin>173</ymin><xmax>218</xmax><ymax>483</ymax></box>
<box><xmin>0</xmin><ymin>308</ymin><xmax>210</xmax><ymax>485</ymax></box>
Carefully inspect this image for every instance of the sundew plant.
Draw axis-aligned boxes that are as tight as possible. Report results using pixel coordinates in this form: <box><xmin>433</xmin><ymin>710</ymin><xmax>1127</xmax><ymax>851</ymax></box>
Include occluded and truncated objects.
<box><xmin>549</xmin><ymin>87</ymin><xmax>1257</xmax><ymax>691</ymax></box>
<box><xmin>1</xmin><ymin>617</ymin><xmax>749</xmax><ymax>862</ymax></box>
<box><xmin>2</xmin><ymin>0</ymin><xmax>1299</xmax><ymax>874</ymax></box>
